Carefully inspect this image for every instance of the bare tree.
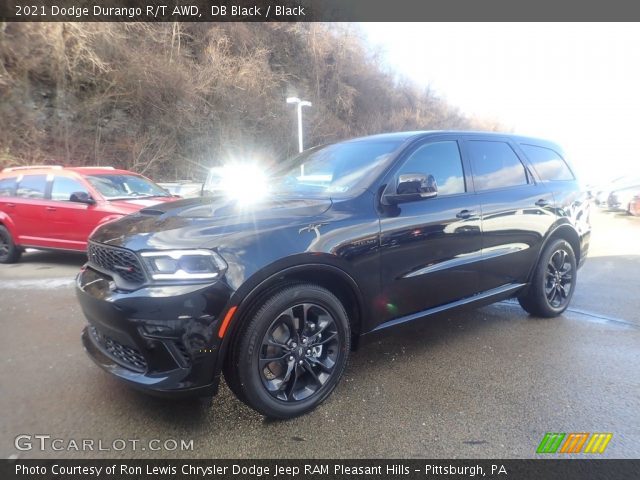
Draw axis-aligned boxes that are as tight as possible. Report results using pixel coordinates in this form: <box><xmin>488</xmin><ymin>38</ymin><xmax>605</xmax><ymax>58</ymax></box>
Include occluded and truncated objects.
<box><xmin>0</xmin><ymin>23</ymin><xmax>504</xmax><ymax>177</ymax></box>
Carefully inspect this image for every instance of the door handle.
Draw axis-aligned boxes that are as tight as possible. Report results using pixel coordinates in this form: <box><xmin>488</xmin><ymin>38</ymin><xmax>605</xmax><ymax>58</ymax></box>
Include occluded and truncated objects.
<box><xmin>6</xmin><ymin>203</ymin><xmax>16</xmax><ymax>208</ymax></box>
<box><xmin>45</xmin><ymin>206</ymin><xmax>57</xmax><ymax>212</ymax></box>
<box><xmin>535</xmin><ymin>199</ymin><xmax>550</xmax><ymax>207</ymax></box>
<box><xmin>456</xmin><ymin>209</ymin><xmax>475</xmax><ymax>219</ymax></box>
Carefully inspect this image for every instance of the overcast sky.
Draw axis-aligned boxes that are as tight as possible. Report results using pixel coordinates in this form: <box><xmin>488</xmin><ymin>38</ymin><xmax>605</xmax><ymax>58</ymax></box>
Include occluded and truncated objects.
<box><xmin>360</xmin><ymin>23</ymin><xmax>640</xmax><ymax>184</ymax></box>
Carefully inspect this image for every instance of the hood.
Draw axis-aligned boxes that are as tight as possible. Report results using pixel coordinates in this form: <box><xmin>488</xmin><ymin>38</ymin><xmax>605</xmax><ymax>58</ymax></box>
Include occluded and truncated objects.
<box><xmin>91</xmin><ymin>194</ymin><xmax>333</xmax><ymax>251</ymax></box>
<box><xmin>105</xmin><ymin>196</ymin><xmax>179</xmax><ymax>215</ymax></box>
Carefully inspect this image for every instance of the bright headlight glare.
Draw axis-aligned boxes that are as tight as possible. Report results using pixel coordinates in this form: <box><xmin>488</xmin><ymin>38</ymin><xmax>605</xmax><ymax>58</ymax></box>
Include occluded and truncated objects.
<box><xmin>140</xmin><ymin>250</ymin><xmax>227</xmax><ymax>281</ymax></box>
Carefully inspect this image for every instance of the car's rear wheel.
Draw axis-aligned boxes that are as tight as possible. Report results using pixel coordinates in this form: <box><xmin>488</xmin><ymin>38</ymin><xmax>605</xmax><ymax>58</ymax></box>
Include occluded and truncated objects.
<box><xmin>226</xmin><ymin>283</ymin><xmax>350</xmax><ymax>419</ymax></box>
<box><xmin>0</xmin><ymin>225</ymin><xmax>21</xmax><ymax>264</ymax></box>
<box><xmin>518</xmin><ymin>239</ymin><xmax>576</xmax><ymax>317</ymax></box>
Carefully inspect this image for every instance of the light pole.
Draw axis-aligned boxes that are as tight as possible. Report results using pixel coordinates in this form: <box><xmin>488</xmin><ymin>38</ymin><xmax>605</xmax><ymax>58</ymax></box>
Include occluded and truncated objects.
<box><xmin>286</xmin><ymin>97</ymin><xmax>312</xmax><ymax>153</ymax></box>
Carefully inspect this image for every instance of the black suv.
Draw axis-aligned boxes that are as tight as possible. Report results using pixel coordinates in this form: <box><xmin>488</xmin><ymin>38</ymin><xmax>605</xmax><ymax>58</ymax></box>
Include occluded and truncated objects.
<box><xmin>77</xmin><ymin>131</ymin><xmax>591</xmax><ymax>418</ymax></box>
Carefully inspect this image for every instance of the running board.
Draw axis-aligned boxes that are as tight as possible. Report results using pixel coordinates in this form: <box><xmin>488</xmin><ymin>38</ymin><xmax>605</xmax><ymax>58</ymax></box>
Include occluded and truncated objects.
<box><xmin>370</xmin><ymin>283</ymin><xmax>526</xmax><ymax>333</ymax></box>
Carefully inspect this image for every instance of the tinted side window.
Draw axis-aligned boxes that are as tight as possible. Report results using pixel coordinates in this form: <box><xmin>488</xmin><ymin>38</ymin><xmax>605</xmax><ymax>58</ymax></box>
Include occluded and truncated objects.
<box><xmin>520</xmin><ymin>144</ymin><xmax>574</xmax><ymax>181</ymax></box>
<box><xmin>0</xmin><ymin>177</ymin><xmax>17</xmax><ymax>197</ymax></box>
<box><xmin>51</xmin><ymin>176</ymin><xmax>89</xmax><ymax>201</ymax></box>
<box><xmin>16</xmin><ymin>175</ymin><xmax>47</xmax><ymax>199</ymax></box>
<box><xmin>467</xmin><ymin>141</ymin><xmax>529</xmax><ymax>191</ymax></box>
<box><xmin>397</xmin><ymin>141</ymin><xmax>465</xmax><ymax>195</ymax></box>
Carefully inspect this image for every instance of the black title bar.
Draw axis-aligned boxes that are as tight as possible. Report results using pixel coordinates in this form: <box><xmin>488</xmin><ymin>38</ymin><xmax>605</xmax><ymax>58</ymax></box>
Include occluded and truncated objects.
<box><xmin>2</xmin><ymin>459</ymin><xmax>640</xmax><ymax>480</ymax></box>
<box><xmin>1</xmin><ymin>0</ymin><xmax>640</xmax><ymax>22</ymax></box>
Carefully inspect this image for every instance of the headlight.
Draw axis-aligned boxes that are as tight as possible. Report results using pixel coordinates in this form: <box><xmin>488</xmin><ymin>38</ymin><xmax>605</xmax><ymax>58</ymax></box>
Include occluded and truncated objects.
<box><xmin>140</xmin><ymin>250</ymin><xmax>227</xmax><ymax>281</ymax></box>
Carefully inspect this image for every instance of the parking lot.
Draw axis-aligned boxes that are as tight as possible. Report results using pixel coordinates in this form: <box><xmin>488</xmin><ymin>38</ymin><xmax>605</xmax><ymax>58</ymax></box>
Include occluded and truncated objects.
<box><xmin>1</xmin><ymin>209</ymin><xmax>638</xmax><ymax>459</ymax></box>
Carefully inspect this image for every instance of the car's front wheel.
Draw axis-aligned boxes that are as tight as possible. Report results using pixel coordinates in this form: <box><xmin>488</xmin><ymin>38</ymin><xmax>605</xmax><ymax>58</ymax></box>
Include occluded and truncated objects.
<box><xmin>226</xmin><ymin>283</ymin><xmax>350</xmax><ymax>419</ymax></box>
<box><xmin>0</xmin><ymin>225</ymin><xmax>21</xmax><ymax>264</ymax></box>
<box><xmin>518</xmin><ymin>239</ymin><xmax>577</xmax><ymax>317</ymax></box>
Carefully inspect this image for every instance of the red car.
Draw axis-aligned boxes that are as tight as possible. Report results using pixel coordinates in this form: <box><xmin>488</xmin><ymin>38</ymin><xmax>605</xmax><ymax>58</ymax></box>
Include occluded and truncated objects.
<box><xmin>0</xmin><ymin>165</ymin><xmax>178</xmax><ymax>263</ymax></box>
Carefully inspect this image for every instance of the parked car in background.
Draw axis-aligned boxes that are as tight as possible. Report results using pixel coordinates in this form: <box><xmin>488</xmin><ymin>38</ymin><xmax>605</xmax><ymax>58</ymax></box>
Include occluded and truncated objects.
<box><xmin>77</xmin><ymin>131</ymin><xmax>591</xmax><ymax>418</ymax></box>
<box><xmin>157</xmin><ymin>181</ymin><xmax>203</xmax><ymax>198</ymax></box>
<box><xmin>629</xmin><ymin>192</ymin><xmax>640</xmax><ymax>216</ymax></box>
<box><xmin>202</xmin><ymin>167</ymin><xmax>225</xmax><ymax>196</ymax></box>
<box><xmin>0</xmin><ymin>165</ymin><xmax>179</xmax><ymax>263</ymax></box>
<box><xmin>607</xmin><ymin>184</ymin><xmax>640</xmax><ymax>213</ymax></box>
<box><xmin>594</xmin><ymin>175</ymin><xmax>640</xmax><ymax>208</ymax></box>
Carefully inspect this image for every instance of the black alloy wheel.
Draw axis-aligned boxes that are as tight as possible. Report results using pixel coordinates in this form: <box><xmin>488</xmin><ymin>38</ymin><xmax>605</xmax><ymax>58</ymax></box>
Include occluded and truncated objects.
<box><xmin>518</xmin><ymin>239</ymin><xmax>577</xmax><ymax>318</ymax></box>
<box><xmin>0</xmin><ymin>225</ymin><xmax>21</xmax><ymax>264</ymax></box>
<box><xmin>226</xmin><ymin>283</ymin><xmax>350</xmax><ymax>419</ymax></box>
<box><xmin>0</xmin><ymin>234</ymin><xmax>9</xmax><ymax>258</ymax></box>
<box><xmin>545</xmin><ymin>248</ymin><xmax>573</xmax><ymax>308</ymax></box>
<box><xmin>259</xmin><ymin>303</ymin><xmax>340</xmax><ymax>402</ymax></box>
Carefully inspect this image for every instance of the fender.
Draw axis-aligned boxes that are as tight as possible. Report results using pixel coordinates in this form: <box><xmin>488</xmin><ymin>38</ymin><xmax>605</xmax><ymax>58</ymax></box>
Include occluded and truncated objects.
<box><xmin>0</xmin><ymin>211</ymin><xmax>18</xmax><ymax>240</ymax></box>
<box><xmin>212</xmin><ymin>258</ymin><xmax>366</xmax><ymax>381</ymax></box>
<box><xmin>525</xmin><ymin>220</ymin><xmax>581</xmax><ymax>284</ymax></box>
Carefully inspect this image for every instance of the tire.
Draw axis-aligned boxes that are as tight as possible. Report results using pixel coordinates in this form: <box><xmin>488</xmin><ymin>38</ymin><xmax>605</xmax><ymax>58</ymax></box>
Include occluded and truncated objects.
<box><xmin>225</xmin><ymin>283</ymin><xmax>350</xmax><ymax>419</ymax></box>
<box><xmin>0</xmin><ymin>225</ymin><xmax>21</xmax><ymax>264</ymax></box>
<box><xmin>518</xmin><ymin>239</ymin><xmax>577</xmax><ymax>318</ymax></box>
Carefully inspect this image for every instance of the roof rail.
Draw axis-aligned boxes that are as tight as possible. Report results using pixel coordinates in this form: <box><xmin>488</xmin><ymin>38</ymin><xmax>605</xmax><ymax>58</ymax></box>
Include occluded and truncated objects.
<box><xmin>72</xmin><ymin>166</ymin><xmax>116</xmax><ymax>170</ymax></box>
<box><xmin>2</xmin><ymin>165</ymin><xmax>63</xmax><ymax>172</ymax></box>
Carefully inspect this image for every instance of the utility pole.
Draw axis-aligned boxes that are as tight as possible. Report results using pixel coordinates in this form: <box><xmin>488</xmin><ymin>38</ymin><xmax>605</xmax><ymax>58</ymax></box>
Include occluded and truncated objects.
<box><xmin>286</xmin><ymin>97</ymin><xmax>312</xmax><ymax>153</ymax></box>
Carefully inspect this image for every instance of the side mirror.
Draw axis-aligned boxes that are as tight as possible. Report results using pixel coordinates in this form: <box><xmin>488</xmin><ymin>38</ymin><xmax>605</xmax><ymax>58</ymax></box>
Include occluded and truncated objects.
<box><xmin>384</xmin><ymin>173</ymin><xmax>438</xmax><ymax>204</ymax></box>
<box><xmin>70</xmin><ymin>191</ymin><xmax>95</xmax><ymax>205</ymax></box>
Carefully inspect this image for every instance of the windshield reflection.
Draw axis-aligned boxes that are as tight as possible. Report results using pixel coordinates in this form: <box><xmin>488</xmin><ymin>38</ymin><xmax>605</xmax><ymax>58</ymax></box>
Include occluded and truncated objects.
<box><xmin>87</xmin><ymin>174</ymin><xmax>171</xmax><ymax>200</ymax></box>
<box><xmin>272</xmin><ymin>139</ymin><xmax>404</xmax><ymax>197</ymax></box>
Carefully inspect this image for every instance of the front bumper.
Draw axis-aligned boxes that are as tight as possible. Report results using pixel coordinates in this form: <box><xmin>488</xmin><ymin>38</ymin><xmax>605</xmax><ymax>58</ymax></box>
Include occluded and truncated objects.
<box><xmin>76</xmin><ymin>266</ymin><xmax>233</xmax><ymax>397</ymax></box>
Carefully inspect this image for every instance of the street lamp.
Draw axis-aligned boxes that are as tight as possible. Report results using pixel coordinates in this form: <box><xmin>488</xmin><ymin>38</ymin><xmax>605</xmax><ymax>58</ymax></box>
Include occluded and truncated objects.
<box><xmin>286</xmin><ymin>97</ymin><xmax>312</xmax><ymax>153</ymax></box>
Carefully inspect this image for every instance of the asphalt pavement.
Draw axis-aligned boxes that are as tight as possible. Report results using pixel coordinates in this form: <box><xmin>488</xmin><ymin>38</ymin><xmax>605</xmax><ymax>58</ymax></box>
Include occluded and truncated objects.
<box><xmin>1</xmin><ymin>208</ymin><xmax>638</xmax><ymax>459</ymax></box>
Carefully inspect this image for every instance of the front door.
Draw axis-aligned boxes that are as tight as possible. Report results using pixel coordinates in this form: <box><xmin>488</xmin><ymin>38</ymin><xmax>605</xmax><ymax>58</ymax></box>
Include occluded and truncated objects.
<box><xmin>378</xmin><ymin>137</ymin><xmax>482</xmax><ymax>325</ymax></box>
<box><xmin>47</xmin><ymin>175</ymin><xmax>97</xmax><ymax>250</ymax></box>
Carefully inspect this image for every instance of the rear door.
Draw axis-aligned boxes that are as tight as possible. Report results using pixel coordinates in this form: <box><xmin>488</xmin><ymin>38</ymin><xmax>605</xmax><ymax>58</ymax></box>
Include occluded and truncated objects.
<box><xmin>461</xmin><ymin>136</ymin><xmax>555</xmax><ymax>292</ymax></box>
<box><xmin>12</xmin><ymin>174</ymin><xmax>50</xmax><ymax>245</ymax></box>
<box><xmin>378</xmin><ymin>136</ymin><xmax>482</xmax><ymax>324</ymax></box>
<box><xmin>0</xmin><ymin>176</ymin><xmax>19</xmax><ymax>222</ymax></box>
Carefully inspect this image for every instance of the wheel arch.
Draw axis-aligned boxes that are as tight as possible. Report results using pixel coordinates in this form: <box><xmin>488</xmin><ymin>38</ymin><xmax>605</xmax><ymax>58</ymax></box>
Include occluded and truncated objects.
<box><xmin>0</xmin><ymin>213</ymin><xmax>18</xmax><ymax>241</ymax></box>
<box><xmin>215</xmin><ymin>262</ymin><xmax>365</xmax><ymax>379</ymax></box>
<box><xmin>528</xmin><ymin>223</ymin><xmax>581</xmax><ymax>283</ymax></box>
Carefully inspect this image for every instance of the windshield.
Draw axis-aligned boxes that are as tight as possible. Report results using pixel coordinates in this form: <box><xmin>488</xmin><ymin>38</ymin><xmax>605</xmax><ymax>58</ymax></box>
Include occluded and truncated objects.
<box><xmin>86</xmin><ymin>174</ymin><xmax>171</xmax><ymax>200</ymax></box>
<box><xmin>273</xmin><ymin>139</ymin><xmax>404</xmax><ymax>197</ymax></box>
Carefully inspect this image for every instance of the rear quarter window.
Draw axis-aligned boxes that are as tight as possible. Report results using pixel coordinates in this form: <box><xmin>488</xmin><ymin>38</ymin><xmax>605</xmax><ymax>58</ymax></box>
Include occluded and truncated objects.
<box><xmin>520</xmin><ymin>144</ymin><xmax>574</xmax><ymax>181</ymax></box>
<box><xmin>0</xmin><ymin>177</ymin><xmax>17</xmax><ymax>196</ymax></box>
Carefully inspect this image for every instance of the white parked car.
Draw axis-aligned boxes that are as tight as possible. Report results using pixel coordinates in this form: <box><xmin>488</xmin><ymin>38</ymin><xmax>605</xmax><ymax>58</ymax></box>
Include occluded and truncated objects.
<box><xmin>157</xmin><ymin>181</ymin><xmax>203</xmax><ymax>198</ymax></box>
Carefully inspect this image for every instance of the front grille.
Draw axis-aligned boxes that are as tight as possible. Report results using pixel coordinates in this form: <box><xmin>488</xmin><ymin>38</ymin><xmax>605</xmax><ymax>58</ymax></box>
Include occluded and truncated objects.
<box><xmin>88</xmin><ymin>242</ymin><xmax>146</xmax><ymax>285</ymax></box>
<box><xmin>89</xmin><ymin>326</ymin><xmax>148</xmax><ymax>373</ymax></box>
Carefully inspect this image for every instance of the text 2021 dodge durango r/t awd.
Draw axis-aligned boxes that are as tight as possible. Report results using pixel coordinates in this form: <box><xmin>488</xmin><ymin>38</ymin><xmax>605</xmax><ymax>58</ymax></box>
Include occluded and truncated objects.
<box><xmin>77</xmin><ymin>131</ymin><xmax>591</xmax><ymax>418</ymax></box>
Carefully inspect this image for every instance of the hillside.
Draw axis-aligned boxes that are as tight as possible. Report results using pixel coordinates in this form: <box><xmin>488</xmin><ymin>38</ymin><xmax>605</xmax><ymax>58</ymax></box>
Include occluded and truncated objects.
<box><xmin>0</xmin><ymin>23</ymin><xmax>502</xmax><ymax>180</ymax></box>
